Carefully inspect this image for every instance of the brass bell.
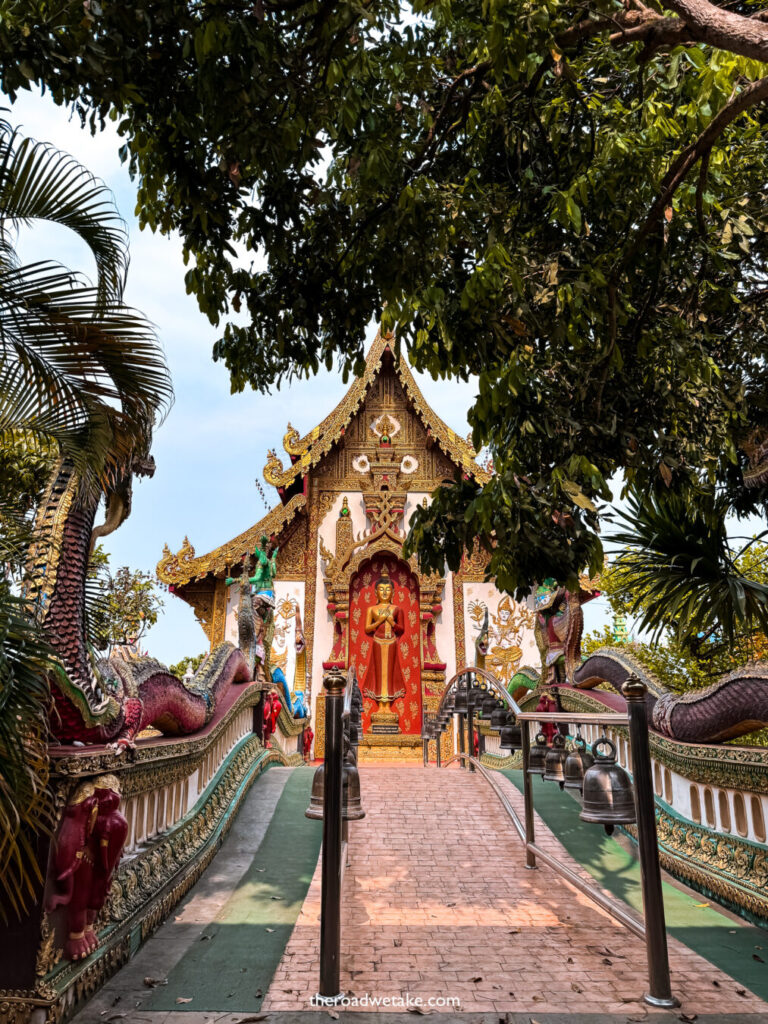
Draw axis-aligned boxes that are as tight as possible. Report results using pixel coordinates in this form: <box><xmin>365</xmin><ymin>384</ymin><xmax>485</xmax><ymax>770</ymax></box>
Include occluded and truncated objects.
<box><xmin>563</xmin><ymin>735</ymin><xmax>594</xmax><ymax>793</ymax></box>
<box><xmin>343</xmin><ymin>758</ymin><xmax>366</xmax><ymax>820</ymax></box>
<box><xmin>527</xmin><ymin>732</ymin><xmax>548</xmax><ymax>775</ymax></box>
<box><xmin>453</xmin><ymin>687</ymin><xmax>468</xmax><ymax>713</ymax></box>
<box><xmin>579</xmin><ymin>736</ymin><xmax>635</xmax><ymax>835</ymax></box>
<box><xmin>469</xmin><ymin>679</ymin><xmax>485</xmax><ymax>702</ymax></box>
<box><xmin>543</xmin><ymin>733</ymin><xmax>568</xmax><ymax>787</ymax></box>
<box><xmin>481</xmin><ymin>694</ymin><xmax>497</xmax><ymax>719</ymax></box>
<box><xmin>304</xmin><ymin>759</ymin><xmax>366</xmax><ymax>821</ymax></box>
<box><xmin>489</xmin><ymin>703</ymin><xmax>507</xmax><ymax>730</ymax></box>
<box><xmin>305</xmin><ymin>763</ymin><xmax>325</xmax><ymax>819</ymax></box>
<box><xmin>499</xmin><ymin>715</ymin><xmax>522</xmax><ymax>750</ymax></box>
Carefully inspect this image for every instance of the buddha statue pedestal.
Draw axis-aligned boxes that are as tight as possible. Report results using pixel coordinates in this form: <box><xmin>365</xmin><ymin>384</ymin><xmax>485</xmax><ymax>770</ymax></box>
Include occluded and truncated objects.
<box><xmin>370</xmin><ymin>708</ymin><xmax>400</xmax><ymax>734</ymax></box>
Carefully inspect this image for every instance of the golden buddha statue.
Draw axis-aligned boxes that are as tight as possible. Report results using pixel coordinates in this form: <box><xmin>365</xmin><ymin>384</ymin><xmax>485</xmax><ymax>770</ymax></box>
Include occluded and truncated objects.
<box><xmin>362</xmin><ymin>573</ymin><xmax>406</xmax><ymax>708</ymax></box>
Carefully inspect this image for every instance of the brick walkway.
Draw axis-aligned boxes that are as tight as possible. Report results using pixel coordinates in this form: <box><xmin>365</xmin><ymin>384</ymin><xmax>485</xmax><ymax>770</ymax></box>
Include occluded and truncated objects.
<box><xmin>264</xmin><ymin>765</ymin><xmax>768</xmax><ymax>1016</ymax></box>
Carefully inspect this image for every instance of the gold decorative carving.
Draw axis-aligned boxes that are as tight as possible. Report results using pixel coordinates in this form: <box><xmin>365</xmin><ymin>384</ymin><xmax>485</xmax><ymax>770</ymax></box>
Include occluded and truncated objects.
<box><xmin>259</xmin><ymin>330</ymin><xmax>491</xmax><ymax>491</ymax></box>
<box><xmin>156</xmin><ymin>495</ymin><xmax>306</xmax><ymax>586</ymax></box>
<box><xmin>276</xmin><ymin>518</ymin><xmax>308</xmax><ymax>579</ymax></box>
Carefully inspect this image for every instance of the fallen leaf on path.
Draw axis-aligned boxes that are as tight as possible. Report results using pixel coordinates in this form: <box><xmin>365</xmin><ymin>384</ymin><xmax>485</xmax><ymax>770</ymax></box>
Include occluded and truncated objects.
<box><xmin>602</xmin><ymin>958</ymin><xmax>613</xmax><ymax>965</ymax></box>
<box><xmin>234</xmin><ymin>1016</ymin><xmax>268</xmax><ymax>1022</ymax></box>
<box><xmin>470</xmin><ymin>976</ymin><xmax>482</xmax><ymax>983</ymax></box>
<box><xmin>271</xmin><ymin>896</ymin><xmax>283</xmax><ymax>901</ymax></box>
<box><xmin>693</xmin><ymin>902</ymin><xmax>709</xmax><ymax>908</ymax></box>
<box><xmin>753</xmin><ymin>954</ymin><xmax>765</xmax><ymax>963</ymax></box>
<box><xmin>255</xmin><ymin>867</ymin><xmax>266</xmax><ymax>872</ymax></box>
<box><xmin>393</xmin><ymin>938</ymin><xmax>402</xmax><ymax>947</ymax></box>
<box><xmin>679</xmin><ymin>1014</ymin><xmax>697</xmax><ymax>1022</ymax></box>
<box><xmin>199</xmin><ymin>934</ymin><xmax>212</xmax><ymax>941</ymax></box>
<box><xmin>143</xmin><ymin>978</ymin><xmax>167</xmax><ymax>988</ymax></box>
<box><xmin>254</xmin><ymin>988</ymin><xmax>263</xmax><ymax>998</ymax></box>
<box><xmin>175</xmin><ymin>997</ymin><xmax>193</xmax><ymax>1004</ymax></box>
<box><xmin>571</xmin><ymin>983</ymin><xmax>582</xmax><ymax>993</ymax></box>
<box><xmin>266</xmin><ymin>927</ymin><xmax>275</xmax><ymax>933</ymax></box>
<box><xmin>737</xmin><ymin>989</ymin><xmax>747</xmax><ymax>998</ymax></box>
<box><xmin>327</xmin><ymin>1012</ymin><xmax>339</xmax><ymax>1020</ymax></box>
<box><xmin>508</xmin><ymin>929</ymin><xmax>520</xmax><ymax>935</ymax></box>
<box><xmin>712</xmin><ymin>980</ymin><xmax>720</xmax><ymax>987</ymax></box>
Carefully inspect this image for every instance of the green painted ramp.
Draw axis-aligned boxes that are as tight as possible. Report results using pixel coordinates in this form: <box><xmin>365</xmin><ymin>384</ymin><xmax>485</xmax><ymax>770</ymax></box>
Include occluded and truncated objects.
<box><xmin>503</xmin><ymin>769</ymin><xmax>768</xmax><ymax>1001</ymax></box>
<box><xmin>146</xmin><ymin>767</ymin><xmax>320</xmax><ymax>1012</ymax></box>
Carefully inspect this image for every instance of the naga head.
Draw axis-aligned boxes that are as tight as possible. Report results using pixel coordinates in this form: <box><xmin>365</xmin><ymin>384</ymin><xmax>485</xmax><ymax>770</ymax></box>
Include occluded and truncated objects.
<box><xmin>475</xmin><ymin>607</ymin><xmax>490</xmax><ymax>658</ymax></box>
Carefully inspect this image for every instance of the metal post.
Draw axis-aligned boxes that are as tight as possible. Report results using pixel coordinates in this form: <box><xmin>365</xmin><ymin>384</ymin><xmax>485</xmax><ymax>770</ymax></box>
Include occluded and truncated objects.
<box><xmin>623</xmin><ymin>675</ymin><xmax>677</xmax><ymax>1009</ymax></box>
<box><xmin>521</xmin><ymin>720</ymin><xmax>536</xmax><ymax>869</ymax></box>
<box><xmin>319</xmin><ymin>669</ymin><xmax>345</xmax><ymax>1000</ymax></box>
<box><xmin>457</xmin><ymin>710</ymin><xmax>465</xmax><ymax>768</ymax></box>
<box><xmin>436</xmin><ymin>728</ymin><xmax>442</xmax><ymax>768</ymax></box>
<box><xmin>467</xmin><ymin>698</ymin><xmax>475</xmax><ymax>772</ymax></box>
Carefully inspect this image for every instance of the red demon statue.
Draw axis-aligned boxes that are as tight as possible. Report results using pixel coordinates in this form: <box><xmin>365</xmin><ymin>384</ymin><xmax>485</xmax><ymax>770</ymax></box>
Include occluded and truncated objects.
<box><xmin>302</xmin><ymin>724</ymin><xmax>314</xmax><ymax>761</ymax></box>
<box><xmin>262</xmin><ymin>690</ymin><xmax>282</xmax><ymax>746</ymax></box>
<box><xmin>535</xmin><ymin>690</ymin><xmax>558</xmax><ymax>744</ymax></box>
<box><xmin>46</xmin><ymin>774</ymin><xmax>128</xmax><ymax>961</ymax></box>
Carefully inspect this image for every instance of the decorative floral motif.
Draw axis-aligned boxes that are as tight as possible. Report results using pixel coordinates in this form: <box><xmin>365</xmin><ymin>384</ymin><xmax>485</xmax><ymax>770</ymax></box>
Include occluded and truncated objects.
<box><xmin>400</xmin><ymin>455</ymin><xmax>419</xmax><ymax>474</ymax></box>
<box><xmin>352</xmin><ymin>454</ymin><xmax>371</xmax><ymax>474</ymax></box>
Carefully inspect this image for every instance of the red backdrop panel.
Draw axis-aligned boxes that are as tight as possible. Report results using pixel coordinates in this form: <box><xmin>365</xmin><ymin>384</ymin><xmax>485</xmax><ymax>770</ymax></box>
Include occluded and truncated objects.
<box><xmin>348</xmin><ymin>552</ymin><xmax>422</xmax><ymax>734</ymax></box>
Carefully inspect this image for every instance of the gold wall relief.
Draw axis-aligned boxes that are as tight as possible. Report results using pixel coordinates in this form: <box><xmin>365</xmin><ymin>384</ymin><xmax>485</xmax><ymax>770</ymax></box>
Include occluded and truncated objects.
<box><xmin>211</xmin><ymin>578</ymin><xmax>228</xmax><ymax>647</ymax></box>
<box><xmin>276</xmin><ymin>517</ymin><xmax>308</xmax><ymax>580</ymax></box>
<box><xmin>177</xmin><ymin>582</ymin><xmax>216</xmax><ymax>645</ymax></box>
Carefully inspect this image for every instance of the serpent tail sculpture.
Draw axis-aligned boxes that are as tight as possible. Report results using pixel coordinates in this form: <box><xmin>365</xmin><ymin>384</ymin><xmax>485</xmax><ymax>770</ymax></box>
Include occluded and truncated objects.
<box><xmin>28</xmin><ymin>458</ymin><xmax>250</xmax><ymax>748</ymax></box>
<box><xmin>573</xmin><ymin>646</ymin><xmax>768</xmax><ymax>743</ymax></box>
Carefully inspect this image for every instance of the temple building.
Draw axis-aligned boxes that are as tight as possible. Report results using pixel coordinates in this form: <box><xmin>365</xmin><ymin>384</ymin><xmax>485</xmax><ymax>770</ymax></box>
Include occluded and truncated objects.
<box><xmin>157</xmin><ymin>331</ymin><xmax>540</xmax><ymax>758</ymax></box>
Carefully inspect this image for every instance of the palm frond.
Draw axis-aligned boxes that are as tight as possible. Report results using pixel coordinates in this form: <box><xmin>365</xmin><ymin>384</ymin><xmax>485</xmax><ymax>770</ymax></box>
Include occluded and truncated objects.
<box><xmin>0</xmin><ymin>260</ymin><xmax>172</xmax><ymax>474</ymax></box>
<box><xmin>0</xmin><ymin>587</ymin><xmax>54</xmax><ymax>922</ymax></box>
<box><xmin>610</xmin><ymin>489</ymin><xmax>768</xmax><ymax>647</ymax></box>
<box><xmin>0</xmin><ymin>127</ymin><xmax>129</xmax><ymax>307</ymax></box>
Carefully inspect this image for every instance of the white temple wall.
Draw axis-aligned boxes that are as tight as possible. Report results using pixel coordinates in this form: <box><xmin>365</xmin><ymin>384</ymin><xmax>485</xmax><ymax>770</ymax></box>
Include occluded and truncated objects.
<box><xmin>404</xmin><ymin>491</ymin><xmax>432</xmax><ymax>532</ymax></box>
<box><xmin>435</xmin><ymin>569</ymin><xmax>457</xmax><ymax>682</ymax></box>
<box><xmin>224</xmin><ymin>584</ymin><xmax>238</xmax><ymax>644</ymax></box>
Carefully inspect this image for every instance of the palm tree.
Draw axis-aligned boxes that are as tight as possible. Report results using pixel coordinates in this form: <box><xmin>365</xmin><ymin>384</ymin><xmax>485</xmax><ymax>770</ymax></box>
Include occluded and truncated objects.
<box><xmin>609</xmin><ymin>487</ymin><xmax>768</xmax><ymax>650</ymax></box>
<box><xmin>0</xmin><ymin>114</ymin><xmax>172</xmax><ymax>918</ymax></box>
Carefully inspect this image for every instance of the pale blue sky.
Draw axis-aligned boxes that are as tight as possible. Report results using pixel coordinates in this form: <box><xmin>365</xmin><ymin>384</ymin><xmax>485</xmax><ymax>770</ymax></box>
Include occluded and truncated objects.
<box><xmin>8</xmin><ymin>89</ymin><xmax>612</xmax><ymax>663</ymax></box>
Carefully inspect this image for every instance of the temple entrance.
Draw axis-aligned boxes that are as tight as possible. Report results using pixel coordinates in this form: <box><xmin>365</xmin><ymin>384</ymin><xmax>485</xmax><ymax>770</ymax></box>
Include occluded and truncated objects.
<box><xmin>348</xmin><ymin>552</ymin><xmax>422</xmax><ymax>741</ymax></box>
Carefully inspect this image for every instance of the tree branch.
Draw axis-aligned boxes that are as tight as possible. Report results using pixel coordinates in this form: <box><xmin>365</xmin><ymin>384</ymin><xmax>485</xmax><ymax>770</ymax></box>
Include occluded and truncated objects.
<box><xmin>624</xmin><ymin>75</ymin><xmax>768</xmax><ymax>267</ymax></box>
<box><xmin>662</xmin><ymin>0</ymin><xmax>768</xmax><ymax>62</ymax></box>
<box><xmin>558</xmin><ymin>0</ymin><xmax>768</xmax><ymax>62</ymax></box>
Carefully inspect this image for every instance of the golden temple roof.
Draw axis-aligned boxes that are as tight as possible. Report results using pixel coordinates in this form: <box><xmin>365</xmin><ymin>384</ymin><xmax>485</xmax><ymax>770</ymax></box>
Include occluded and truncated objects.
<box><xmin>263</xmin><ymin>330</ymin><xmax>491</xmax><ymax>489</ymax></box>
<box><xmin>157</xmin><ymin>331</ymin><xmax>490</xmax><ymax>588</ymax></box>
<box><xmin>156</xmin><ymin>493</ymin><xmax>306</xmax><ymax>586</ymax></box>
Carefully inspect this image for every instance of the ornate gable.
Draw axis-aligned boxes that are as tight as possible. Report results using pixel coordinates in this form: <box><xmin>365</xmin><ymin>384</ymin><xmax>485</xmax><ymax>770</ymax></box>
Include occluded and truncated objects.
<box><xmin>263</xmin><ymin>330</ymin><xmax>490</xmax><ymax>493</ymax></box>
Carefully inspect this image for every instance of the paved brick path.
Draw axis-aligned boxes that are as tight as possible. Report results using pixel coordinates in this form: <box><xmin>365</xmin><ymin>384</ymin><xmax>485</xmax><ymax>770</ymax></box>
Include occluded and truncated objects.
<box><xmin>264</xmin><ymin>765</ymin><xmax>768</xmax><ymax>1016</ymax></box>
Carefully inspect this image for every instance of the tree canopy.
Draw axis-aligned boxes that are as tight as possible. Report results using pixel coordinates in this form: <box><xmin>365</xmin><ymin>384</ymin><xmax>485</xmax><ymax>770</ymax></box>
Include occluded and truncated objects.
<box><xmin>6</xmin><ymin>0</ymin><xmax>768</xmax><ymax>592</ymax></box>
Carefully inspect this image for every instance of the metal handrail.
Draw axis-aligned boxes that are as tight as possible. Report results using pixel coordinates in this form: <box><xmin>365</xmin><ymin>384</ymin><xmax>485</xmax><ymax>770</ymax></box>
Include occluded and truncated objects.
<box><xmin>436</xmin><ymin>665</ymin><xmax>522</xmax><ymax>717</ymax></box>
<box><xmin>444</xmin><ymin>751</ymin><xmax>647</xmax><ymax>940</ymax></box>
